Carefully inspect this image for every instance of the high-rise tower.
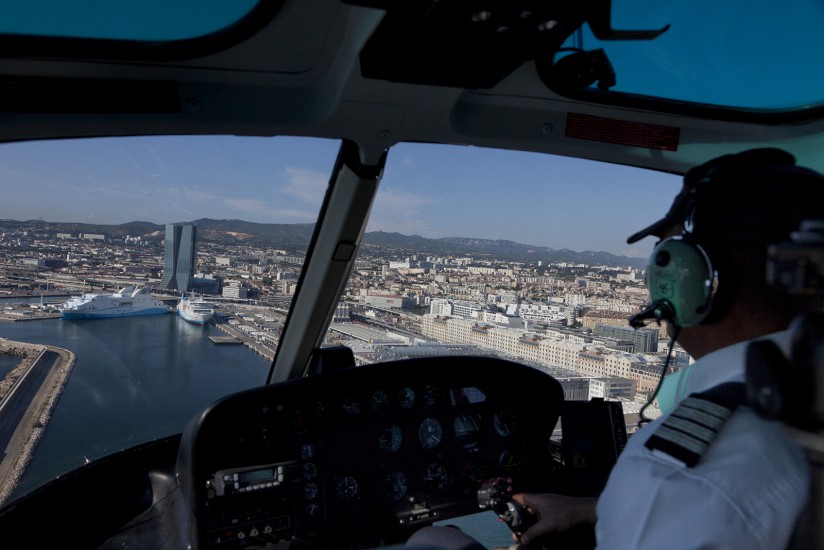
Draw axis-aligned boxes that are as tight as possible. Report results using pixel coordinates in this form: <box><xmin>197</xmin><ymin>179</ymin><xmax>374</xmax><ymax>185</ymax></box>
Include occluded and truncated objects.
<box><xmin>160</xmin><ymin>222</ymin><xmax>197</xmax><ymax>292</ymax></box>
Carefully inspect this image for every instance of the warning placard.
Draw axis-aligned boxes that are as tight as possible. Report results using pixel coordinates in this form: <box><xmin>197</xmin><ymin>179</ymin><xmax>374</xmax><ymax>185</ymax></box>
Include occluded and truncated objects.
<box><xmin>566</xmin><ymin>113</ymin><xmax>680</xmax><ymax>151</ymax></box>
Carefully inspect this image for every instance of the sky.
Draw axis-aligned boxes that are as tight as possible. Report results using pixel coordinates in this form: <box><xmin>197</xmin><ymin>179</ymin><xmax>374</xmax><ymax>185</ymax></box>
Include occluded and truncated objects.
<box><xmin>0</xmin><ymin>135</ymin><xmax>680</xmax><ymax>258</ymax></box>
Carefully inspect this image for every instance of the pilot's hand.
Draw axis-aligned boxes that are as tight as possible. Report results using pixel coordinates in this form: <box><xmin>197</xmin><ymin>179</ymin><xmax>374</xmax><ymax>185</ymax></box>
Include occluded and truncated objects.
<box><xmin>511</xmin><ymin>493</ymin><xmax>597</xmax><ymax>545</ymax></box>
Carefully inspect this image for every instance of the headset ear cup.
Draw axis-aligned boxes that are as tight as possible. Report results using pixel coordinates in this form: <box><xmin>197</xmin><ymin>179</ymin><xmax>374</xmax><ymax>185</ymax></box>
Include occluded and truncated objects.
<box><xmin>646</xmin><ymin>235</ymin><xmax>725</xmax><ymax>327</ymax></box>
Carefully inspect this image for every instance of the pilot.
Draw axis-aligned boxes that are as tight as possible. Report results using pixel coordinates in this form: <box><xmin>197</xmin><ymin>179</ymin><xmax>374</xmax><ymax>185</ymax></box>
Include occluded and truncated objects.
<box><xmin>410</xmin><ymin>148</ymin><xmax>820</xmax><ymax>549</ymax></box>
<box><xmin>510</xmin><ymin>148</ymin><xmax>819</xmax><ymax>549</ymax></box>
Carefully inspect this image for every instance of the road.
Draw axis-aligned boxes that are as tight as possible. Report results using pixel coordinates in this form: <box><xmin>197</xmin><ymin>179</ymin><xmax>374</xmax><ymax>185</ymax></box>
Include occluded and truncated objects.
<box><xmin>0</xmin><ymin>351</ymin><xmax>57</xmax><ymax>454</ymax></box>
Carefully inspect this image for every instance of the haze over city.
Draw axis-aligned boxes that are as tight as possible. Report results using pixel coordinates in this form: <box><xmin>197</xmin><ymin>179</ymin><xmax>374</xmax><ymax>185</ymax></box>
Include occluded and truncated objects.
<box><xmin>0</xmin><ymin>136</ymin><xmax>680</xmax><ymax>258</ymax></box>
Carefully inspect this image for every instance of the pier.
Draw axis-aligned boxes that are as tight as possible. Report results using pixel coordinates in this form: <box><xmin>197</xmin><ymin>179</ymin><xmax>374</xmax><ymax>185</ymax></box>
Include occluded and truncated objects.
<box><xmin>208</xmin><ymin>336</ymin><xmax>242</xmax><ymax>345</ymax></box>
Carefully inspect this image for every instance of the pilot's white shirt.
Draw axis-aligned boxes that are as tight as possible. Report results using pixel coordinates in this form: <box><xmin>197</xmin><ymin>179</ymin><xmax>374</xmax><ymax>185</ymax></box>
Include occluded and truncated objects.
<box><xmin>595</xmin><ymin>331</ymin><xmax>810</xmax><ymax>550</ymax></box>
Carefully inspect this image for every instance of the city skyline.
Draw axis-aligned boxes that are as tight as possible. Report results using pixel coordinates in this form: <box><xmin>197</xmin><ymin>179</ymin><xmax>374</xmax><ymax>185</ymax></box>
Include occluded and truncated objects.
<box><xmin>0</xmin><ymin>135</ymin><xmax>681</xmax><ymax>258</ymax></box>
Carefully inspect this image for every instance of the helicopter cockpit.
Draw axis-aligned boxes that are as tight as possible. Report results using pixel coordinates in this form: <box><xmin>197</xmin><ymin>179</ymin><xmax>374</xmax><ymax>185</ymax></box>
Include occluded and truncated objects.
<box><xmin>0</xmin><ymin>1</ymin><xmax>824</xmax><ymax>549</ymax></box>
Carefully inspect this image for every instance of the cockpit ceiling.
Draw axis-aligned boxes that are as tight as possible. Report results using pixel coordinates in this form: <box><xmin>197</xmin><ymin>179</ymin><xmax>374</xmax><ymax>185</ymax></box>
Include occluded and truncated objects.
<box><xmin>0</xmin><ymin>0</ymin><xmax>822</xmax><ymax>177</ymax></box>
<box><xmin>1</xmin><ymin>1</ymin><xmax>821</xmax><ymax>115</ymax></box>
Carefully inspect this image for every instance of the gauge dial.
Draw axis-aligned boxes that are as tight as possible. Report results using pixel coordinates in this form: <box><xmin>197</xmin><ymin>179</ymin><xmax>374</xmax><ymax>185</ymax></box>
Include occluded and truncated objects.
<box><xmin>385</xmin><ymin>471</ymin><xmax>409</xmax><ymax>502</ymax></box>
<box><xmin>493</xmin><ymin>409</ymin><xmax>517</xmax><ymax>437</ymax></box>
<box><xmin>378</xmin><ymin>424</ymin><xmax>403</xmax><ymax>453</ymax></box>
<box><xmin>335</xmin><ymin>475</ymin><xmax>360</xmax><ymax>501</ymax></box>
<box><xmin>423</xmin><ymin>463</ymin><xmax>449</xmax><ymax>492</ymax></box>
<box><xmin>371</xmin><ymin>390</ymin><xmax>390</xmax><ymax>414</ymax></box>
<box><xmin>418</xmin><ymin>417</ymin><xmax>444</xmax><ymax>450</ymax></box>
<box><xmin>398</xmin><ymin>387</ymin><xmax>416</xmax><ymax>409</ymax></box>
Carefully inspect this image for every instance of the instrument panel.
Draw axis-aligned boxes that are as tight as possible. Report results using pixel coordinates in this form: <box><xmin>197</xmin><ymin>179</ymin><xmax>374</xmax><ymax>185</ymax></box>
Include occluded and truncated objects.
<box><xmin>176</xmin><ymin>356</ymin><xmax>564</xmax><ymax>548</ymax></box>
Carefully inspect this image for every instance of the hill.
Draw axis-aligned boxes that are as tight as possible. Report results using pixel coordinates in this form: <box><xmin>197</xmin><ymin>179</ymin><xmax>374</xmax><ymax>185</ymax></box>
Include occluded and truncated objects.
<box><xmin>0</xmin><ymin>218</ymin><xmax>646</xmax><ymax>268</ymax></box>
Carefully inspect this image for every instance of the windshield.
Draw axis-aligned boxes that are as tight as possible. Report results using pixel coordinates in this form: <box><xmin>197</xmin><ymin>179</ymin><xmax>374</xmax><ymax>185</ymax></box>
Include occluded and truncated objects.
<box><xmin>0</xmin><ymin>135</ymin><xmax>337</xmax><ymax>503</ymax></box>
<box><xmin>0</xmin><ymin>137</ymin><xmax>683</xmax><ymax>507</ymax></box>
<box><xmin>334</xmin><ymin>143</ymin><xmax>685</xmax><ymax>421</ymax></box>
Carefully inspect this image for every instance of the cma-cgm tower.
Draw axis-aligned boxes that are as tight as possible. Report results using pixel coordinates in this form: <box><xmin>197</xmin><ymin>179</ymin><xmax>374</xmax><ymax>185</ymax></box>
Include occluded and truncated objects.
<box><xmin>160</xmin><ymin>222</ymin><xmax>196</xmax><ymax>292</ymax></box>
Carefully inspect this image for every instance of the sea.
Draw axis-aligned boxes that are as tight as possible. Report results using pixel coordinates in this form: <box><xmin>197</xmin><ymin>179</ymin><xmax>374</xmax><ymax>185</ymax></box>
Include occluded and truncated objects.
<box><xmin>0</xmin><ymin>313</ymin><xmax>269</xmax><ymax>502</ymax></box>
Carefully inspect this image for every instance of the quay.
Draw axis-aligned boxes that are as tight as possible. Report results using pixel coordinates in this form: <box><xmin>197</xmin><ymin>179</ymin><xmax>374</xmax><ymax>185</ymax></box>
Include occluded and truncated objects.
<box><xmin>213</xmin><ymin>321</ymin><xmax>275</xmax><ymax>361</ymax></box>
<box><xmin>0</xmin><ymin>313</ymin><xmax>61</xmax><ymax>322</ymax></box>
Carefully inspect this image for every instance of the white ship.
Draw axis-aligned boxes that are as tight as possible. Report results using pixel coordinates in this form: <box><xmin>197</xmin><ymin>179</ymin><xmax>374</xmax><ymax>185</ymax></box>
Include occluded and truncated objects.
<box><xmin>177</xmin><ymin>296</ymin><xmax>214</xmax><ymax>325</ymax></box>
<box><xmin>59</xmin><ymin>286</ymin><xmax>168</xmax><ymax>320</ymax></box>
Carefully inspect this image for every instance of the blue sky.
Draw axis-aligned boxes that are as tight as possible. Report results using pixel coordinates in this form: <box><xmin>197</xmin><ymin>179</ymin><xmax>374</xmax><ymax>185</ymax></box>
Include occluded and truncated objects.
<box><xmin>0</xmin><ymin>136</ymin><xmax>680</xmax><ymax>258</ymax></box>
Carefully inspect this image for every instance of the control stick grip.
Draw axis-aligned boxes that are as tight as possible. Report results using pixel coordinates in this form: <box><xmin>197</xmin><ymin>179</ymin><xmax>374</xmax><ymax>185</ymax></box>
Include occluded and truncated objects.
<box><xmin>476</xmin><ymin>477</ymin><xmax>537</xmax><ymax>538</ymax></box>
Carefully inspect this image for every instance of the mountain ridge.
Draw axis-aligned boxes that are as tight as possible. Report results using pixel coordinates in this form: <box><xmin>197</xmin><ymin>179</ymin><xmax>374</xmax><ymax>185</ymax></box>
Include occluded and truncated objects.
<box><xmin>3</xmin><ymin>218</ymin><xmax>646</xmax><ymax>268</ymax></box>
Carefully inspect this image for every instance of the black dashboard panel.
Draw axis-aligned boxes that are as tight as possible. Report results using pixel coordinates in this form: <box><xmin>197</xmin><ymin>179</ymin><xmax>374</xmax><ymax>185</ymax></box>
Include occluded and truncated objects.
<box><xmin>176</xmin><ymin>356</ymin><xmax>565</xmax><ymax>548</ymax></box>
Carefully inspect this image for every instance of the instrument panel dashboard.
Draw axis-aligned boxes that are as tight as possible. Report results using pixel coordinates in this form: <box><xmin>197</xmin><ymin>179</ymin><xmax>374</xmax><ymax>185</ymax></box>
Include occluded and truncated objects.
<box><xmin>176</xmin><ymin>356</ymin><xmax>564</xmax><ymax>548</ymax></box>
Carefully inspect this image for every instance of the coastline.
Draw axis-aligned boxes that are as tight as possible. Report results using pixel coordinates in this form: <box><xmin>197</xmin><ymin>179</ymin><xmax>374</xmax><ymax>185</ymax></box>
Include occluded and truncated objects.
<box><xmin>0</xmin><ymin>339</ymin><xmax>76</xmax><ymax>505</ymax></box>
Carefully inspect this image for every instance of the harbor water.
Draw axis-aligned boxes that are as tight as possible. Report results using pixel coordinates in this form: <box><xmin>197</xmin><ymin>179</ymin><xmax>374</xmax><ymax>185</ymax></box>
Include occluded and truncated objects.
<box><xmin>0</xmin><ymin>355</ymin><xmax>18</xmax><ymax>381</ymax></box>
<box><xmin>0</xmin><ymin>314</ymin><xmax>269</xmax><ymax>501</ymax></box>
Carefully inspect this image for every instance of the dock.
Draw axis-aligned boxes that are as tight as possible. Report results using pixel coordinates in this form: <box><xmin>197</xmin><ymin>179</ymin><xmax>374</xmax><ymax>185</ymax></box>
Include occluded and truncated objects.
<box><xmin>208</xmin><ymin>336</ymin><xmax>242</xmax><ymax>345</ymax></box>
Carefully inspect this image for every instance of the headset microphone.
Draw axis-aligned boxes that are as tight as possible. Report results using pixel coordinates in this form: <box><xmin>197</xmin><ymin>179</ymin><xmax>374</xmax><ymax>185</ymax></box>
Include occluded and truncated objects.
<box><xmin>629</xmin><ymin>300</ymin><xmax>675</xmax><ymax>328</ymax></box>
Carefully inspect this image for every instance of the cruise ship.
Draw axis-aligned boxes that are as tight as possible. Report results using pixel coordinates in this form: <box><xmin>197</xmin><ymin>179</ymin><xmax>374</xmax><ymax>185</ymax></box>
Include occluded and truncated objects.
<box><xmin>177</xmin><ymin>296</ymin><xmax>214</xmax><ymax>325</ymax></box>
<box><xmin>59</xmin><ymin>286</ymin><xmax>168</xmax><ymax>320</ymax></box>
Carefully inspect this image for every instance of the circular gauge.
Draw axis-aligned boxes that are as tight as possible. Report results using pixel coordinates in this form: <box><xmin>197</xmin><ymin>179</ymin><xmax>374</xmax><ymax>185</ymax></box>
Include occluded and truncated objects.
<box><xmin>342</xmin><ymin>396</ymin><xmax>362</xmax><ymax>417</ymax></box>
<box><xmin>303</xmin><ymin>462</ymin><xmax>318</xmax><ymax>480</ymax></box>
<box><xmin>378</xmin><ymin>424</ymin><xmax>403</xmax><ymax>453</ymax></box>
<box><xmin>299</xmin><ymin>443</ymin><xmax>316</xmax><ymax>461</ymax></box>
<box><xmin>385</xmin><ymin>471</ymin><xmax>409</xmax><ymax>502</ymax></box>
<box><xmin>499</xmin><ymin>450</ymin><xmax>522</xmax><ymax>474</ymax></box>
<box><xmin>371</xmin><ymin>390</ymin><xmax>390</xmax><ymax>414</ymax></box>
<box><xmin>336</xmin><ymin>475</ymin><xmax>360</xmax><ymax>501</ymax></box>
<box><xmin>422</xmin><ymin>384</ymin><xmax>441</xmax><ymax>407</ymax></box>
<box><xmin>398</xmin><ymin>387</ymin><xmax>416</xmax><ymax>409</ymax></box>
<box><xmin>454</xmin><ymin>414</ymin><xmax>483</xmax><ymax>451</ymax></box>
<box><xmin>423</xmin><ymin>463</ymin><xmax>449</xmax><ymax>492</ymax></box>
<box><xmin>418</xmin><ymin>417</ymin><xmax>444</xmax><ymax>450</ymax></box>
<box><xmin>304</xmin><ymin>481</ymin><xmax>319</xmax><ymax>501</ymax></box>
<box><xmin>493</xmin><ymin>409</ymin><xmax>517</xmax><ymax>437</ymax></box>
<box><xmin>305</xmin><ymin>503</ymin><xmax>321</xmax><ymax>517</ymax></box>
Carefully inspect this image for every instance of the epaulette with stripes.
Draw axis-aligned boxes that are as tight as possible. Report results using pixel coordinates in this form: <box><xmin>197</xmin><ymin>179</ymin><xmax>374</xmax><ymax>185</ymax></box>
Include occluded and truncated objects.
<box><xmin>644</xmin><ymin>382</ymin><xmax>747</xmax><ymax>467</ymax></box>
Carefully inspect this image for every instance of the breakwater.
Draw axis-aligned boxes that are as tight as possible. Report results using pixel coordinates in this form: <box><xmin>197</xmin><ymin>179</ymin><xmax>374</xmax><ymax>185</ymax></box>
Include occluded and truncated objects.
<box><xmin>0</xmin><ymin>340</ymin><xmax>76</xmax><ymax>505</ymax></box>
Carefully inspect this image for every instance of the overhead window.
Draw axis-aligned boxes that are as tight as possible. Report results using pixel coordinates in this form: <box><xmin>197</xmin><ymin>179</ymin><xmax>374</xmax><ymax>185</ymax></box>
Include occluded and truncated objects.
<box><xmin>0</xmin><ymin>0</ymin><xmax>260</xmax><ymax>41</ymax></box>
